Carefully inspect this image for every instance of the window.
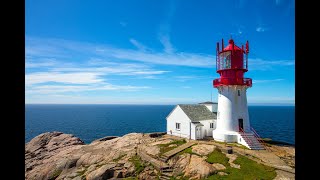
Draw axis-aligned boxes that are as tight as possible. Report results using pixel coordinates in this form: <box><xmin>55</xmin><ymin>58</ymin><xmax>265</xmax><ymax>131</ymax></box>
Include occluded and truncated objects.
<box><xmin>176</xmin><ymin>123</ymin><xmax>181</xmax><ymax>130</ymax></box>
<box><xmin>210</xmin><ymin>123</ymin><xmax>214</xmax><ymax>129</ymax></box>
<box><xmin>219</xmin><ymin>51</ymin><xmax>232</xmax><ymax>70</ymax></box>
<box><xmin>238</xmin><ymin>90</ymin><xmax>240</xmax><ymax>96</ymax></box>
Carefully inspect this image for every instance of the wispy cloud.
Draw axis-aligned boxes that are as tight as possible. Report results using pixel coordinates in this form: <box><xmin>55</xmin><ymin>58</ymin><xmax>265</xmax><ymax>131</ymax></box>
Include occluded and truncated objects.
<box><xmin>256</xmin><ymin>26</ymin><xmax>268</xmax><ymax>32</ymax></box>
<box><xmin>248</xmin><ymin>96</ymin><xmax>294</xmax><ymax>104</ymax></box>
<box><xmin>249</xmin><ymin>58</ymin><xmax>294</xmax><ymax>70</ymax></box>
<box><xmin>253</xmin><ymin>79</ymin><xmax>284</xmax><ymax>83</ymax></box>
<box><xmin>26</xmin><ymin>83</ymin><xmax>150</xmax><ymax>94</ymax></box>
<box><xmin>174</xmin><ymin>76</ymin><xmax>200</xmax><ymax>82</ymax></box>
<box><xmin>157</xmin><ymin>0</ymin><xmax>177</xmax><ymax>54</ymax></box>
<box><xmin>26</xmin><ymin>58</ymin><xmax>57</xmax><ymax>68</ymax></box>
<box><xmin>26</xmin><ymin>72</ymin><xmax>104</xmax><ymax>85</ymax></box>
<box><xmin>25</xmin><ymin>36</ymin><xmax>294</xmax><ymax>102</ymax></box>
<box><xmin>159</xmin><ymin>34</ymin><xmax>175</xmax><ymax>54</ymax></box>
<box><xmin>129</xmin><ymin>38</ymin><xmax>150</xmax><ymax>52</ymax></box>
<box><xmin>26</xmin><ymin>36</ymin><xmax>294</xmax><ymax>69</ymax></box>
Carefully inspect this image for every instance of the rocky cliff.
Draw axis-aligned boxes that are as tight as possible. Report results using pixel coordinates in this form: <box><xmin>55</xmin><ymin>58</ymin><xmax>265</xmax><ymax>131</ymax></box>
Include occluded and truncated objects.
<box><xmin>25</xmin><ymin>132</ymin><xmax>295</xmax><ymax>180</ymax></box>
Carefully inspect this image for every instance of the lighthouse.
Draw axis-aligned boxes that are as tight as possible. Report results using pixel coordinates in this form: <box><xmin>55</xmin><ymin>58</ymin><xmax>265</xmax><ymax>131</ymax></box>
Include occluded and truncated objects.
<box><xmin>212</xmin><ymin>38</ymin><xmax>264</xmax><ymax>150</ymax></box>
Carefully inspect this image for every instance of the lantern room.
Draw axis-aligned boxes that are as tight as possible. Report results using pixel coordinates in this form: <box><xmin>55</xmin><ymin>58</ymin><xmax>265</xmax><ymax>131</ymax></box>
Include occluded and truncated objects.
<box><xmin>213</xmin><ymin>38</ymin><xmax>252</xmax><ymax>88</ymax></box>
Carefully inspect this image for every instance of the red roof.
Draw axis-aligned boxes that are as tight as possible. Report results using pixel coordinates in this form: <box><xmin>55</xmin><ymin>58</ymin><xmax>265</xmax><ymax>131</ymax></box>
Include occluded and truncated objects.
<box><xmin>223</xmin><ymin>39</ymin><xmax>242</xmax><ymax>51</ymax></box>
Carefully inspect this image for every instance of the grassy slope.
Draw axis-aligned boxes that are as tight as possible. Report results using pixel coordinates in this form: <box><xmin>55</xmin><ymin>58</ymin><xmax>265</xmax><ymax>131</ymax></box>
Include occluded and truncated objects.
<box><xmin>205</xmin><ymin>148</ymin><xmax>276</xmax><ymax>180</ymax></box>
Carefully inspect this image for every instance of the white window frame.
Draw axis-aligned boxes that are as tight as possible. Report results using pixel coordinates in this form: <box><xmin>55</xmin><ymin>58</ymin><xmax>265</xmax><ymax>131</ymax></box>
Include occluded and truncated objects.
<box><xmin>210</xmin><ymin>123</ymin><xmax>214</xmax><ymax>129</ymax></box>
<box><xmin>176</xmin><ymin>123</ymin><xmax>181</xmax><ymax>131</ymax></box>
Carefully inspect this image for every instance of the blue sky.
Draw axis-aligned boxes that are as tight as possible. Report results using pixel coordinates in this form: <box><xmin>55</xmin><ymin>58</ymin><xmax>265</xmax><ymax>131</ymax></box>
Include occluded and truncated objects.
<box><xmin>25</xmin><ymin>0</ymin><xmax>295</xmax><ymax>105</ymax></box>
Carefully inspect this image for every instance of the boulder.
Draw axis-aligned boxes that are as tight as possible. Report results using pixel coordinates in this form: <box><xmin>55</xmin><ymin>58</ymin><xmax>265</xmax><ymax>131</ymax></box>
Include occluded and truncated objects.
<box><xmin>191</xmin><ymin>144</ymin><xmax>215</xmax><ymax>156</ymax></box>
<box><xmin>184</xmin><ymin>155</ymin><xmax>216</xmax><ymax>179</ymax></box>
<box><xmin>86</xmin><ymin>163</ymin><xmax>117</xmax><ymax>180</ymax></box>
<box><xmin>212</xmin><ymin>163</ymin><xmax>226</xmax><ymax>171</ymax></box>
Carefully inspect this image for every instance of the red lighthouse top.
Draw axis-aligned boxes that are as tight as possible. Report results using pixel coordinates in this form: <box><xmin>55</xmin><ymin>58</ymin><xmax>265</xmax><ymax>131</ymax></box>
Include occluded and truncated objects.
<box><xmin>213</xmin><ymin>38</ymin><xmax>252</xmax><ymax>88</ymax></box>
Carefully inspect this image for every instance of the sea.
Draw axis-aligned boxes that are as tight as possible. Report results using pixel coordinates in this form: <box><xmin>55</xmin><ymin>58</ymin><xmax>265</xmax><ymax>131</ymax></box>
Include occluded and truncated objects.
<box><xmin>25</xmin><ymin>105</ymin><xmax>295</xmax><ymax>145</ymax></box>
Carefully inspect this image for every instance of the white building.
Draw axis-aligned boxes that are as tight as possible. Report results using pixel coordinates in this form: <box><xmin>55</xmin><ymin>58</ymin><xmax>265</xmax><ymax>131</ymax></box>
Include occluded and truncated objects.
<box><xmin>166</xmin><ymin>102</ymin><xmax>217</xmax><ymax>140</ymax></box>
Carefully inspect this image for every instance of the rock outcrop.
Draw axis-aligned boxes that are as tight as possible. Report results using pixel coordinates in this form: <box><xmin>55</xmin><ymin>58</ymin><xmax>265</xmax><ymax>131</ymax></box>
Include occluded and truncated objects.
<box><xmin>25</xmin><ymin>132</ymin><xmax>143</xmax><ymax>180</ymax></box>
<box><xmin>25</xmin><ymin>132</ymin><xmax>295</xmax><ymax>180</ymax></box>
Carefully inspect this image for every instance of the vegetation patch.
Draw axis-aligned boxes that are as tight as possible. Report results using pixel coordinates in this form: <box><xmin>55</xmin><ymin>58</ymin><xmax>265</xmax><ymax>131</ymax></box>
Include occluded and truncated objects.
<box><xmin>170</xmin><ymin>175</ymin><xmax>190</xmax><ymax>180</ymax></box>
<box><xmin>205</xmin><ymin>154</ymin><xmax>276</xmax><ymax>180</ymax></box>
<box><xmin>226</xmin><ymin>143</ymin><xmax>249</xmax><ymax>149</ymax></box>
<box><xmin>129</xmin><ymin>155</ymin><xmax>146</xmax><ymax>175</ymax></box>
<box><xmin>113</xmin><ymin>154</ymin><xmax>126</xmax><ymax>162</ymax></box>
<box><xmin>123</xmin><ymin>177</ymin><xmax>139</xmax><ymax>180</ymax></box>
<box><xmin>158</xmin><ymin>139</ymin><xmax>186</xmax><ymax>155</ymax></box>
<box><xmin>206</xmin><ymin>148</ymin><xmax>229</xmax><ymax>167</ymax></box>
<box><xmin>177</xmin><ymin>146</ymin><xmax>201</xmax><ymax>156</ymax></box>
<box><xmin>72</xmin><ymin>166</ymin><xmax>88</xmax><ymax>180</ymax></box>
<box><xmin>48</xmin><ymin>169</ymin><xmax>62</xmax><ymax>180</ymax></box>
<box><xmin>95</xmin><ymin>163</ymin><xmax>106</xmax><ymax>168</ymax></box>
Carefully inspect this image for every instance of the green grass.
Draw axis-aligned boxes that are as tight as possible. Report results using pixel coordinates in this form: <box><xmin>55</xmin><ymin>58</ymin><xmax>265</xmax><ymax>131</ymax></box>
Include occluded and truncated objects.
<box><xmin>129</xmin><ymin>155</ymin><xmax>146</xmax><ymax>175</ymax></box>
<box><xmin>69</xmin><ymin>166</ymin><xmax>88</xmax><ymax>180</ymax></box>
<box><xmin>177</xmin><ymin>146</ymin><xmax>201</xmax><ymax>156</ymax></box>
<box><xmin>205</xmin><ymin>154</ymin><xmax>276</xmax><ymax>180</ymax></box>
<box><xmin>123</xmin><ymin>177</ymin><xmax>139</xmax><ymax>180</ymax></box>
<box><xmin>76</xmin><ymin>169</ymin><xmax>86</xmax><ymax>176</ymax></box>
<box><xmin>169</xmin><ymin>176</ymin><xmax>190</xmax><ymax>180</ymax></box>
<box><xmin>48</xmin><ymin>169</ymin><xmax>62</xmax><ymax>180</ymax></box>
<box><xmin>158</xmin><ymin>139</ymin><xmax>186</xmax><ymax>155</ymax></box>
<box><xmin>211</xmin><ymin>140</ymin><xmax>249</xmax><ymax>149</ymax></box>
<box><xmin>226</xmin><ymin>143</ymin><xmax>249</xmax><ymax>149</ymax></box>
<box><xmin>113</xmin><ymin>154</ymin><xmax>126</xmax><ymax>162</ymax></box>
<box><xmin>206</xmin><ymin>148</ymin><xmax>229</xmax><ymax>167</ymax></box>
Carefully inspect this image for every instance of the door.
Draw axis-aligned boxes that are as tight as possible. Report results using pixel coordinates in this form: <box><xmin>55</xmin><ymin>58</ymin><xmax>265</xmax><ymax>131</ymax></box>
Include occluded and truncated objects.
<box><xmin>196</xmin><ymin>127</ymin><xmax>201</xmax><ymax>139</ymax></box>
<box><xmin>238</xmin><ymin>119</ymin><xmax>244</xmax><ymax>132</ymax></box>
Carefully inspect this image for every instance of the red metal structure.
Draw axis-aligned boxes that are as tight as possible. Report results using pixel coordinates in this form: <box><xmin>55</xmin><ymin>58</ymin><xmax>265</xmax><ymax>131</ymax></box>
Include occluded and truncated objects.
<box><xmin>213</xmin><ymin>38</ymin><xmax>252</xmax><ymax>88</ymax></box>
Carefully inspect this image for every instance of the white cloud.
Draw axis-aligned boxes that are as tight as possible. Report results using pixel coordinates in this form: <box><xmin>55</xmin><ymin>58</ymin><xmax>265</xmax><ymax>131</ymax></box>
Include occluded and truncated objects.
<box><xmin>25</xmin><ymin>36</ymin><xmax>295</xmax><ymax>103</ymax></box>
<box><xmin>249</xmin><ymin>58</ymin><xmax>294</xmax><ymax>70</ymax></box>
<box><xmin>159</xmin><ymin>34</ymin><xmax>175</xmax><ymax>54</ymax></box>
<box><xmin>26</xmin><ymin>83</ymin><xmax>150</xmax><ymax>94</ymax></box>
<box><xmin>253</xmin><ymin>79</ymin><xmax>284</xmax><ymax>83</ymax></box>
<box><xmin>25</xmin><ymin>72</ymin><xmax>104</xmax><ymax>85</ymax></box>
<box><xmin>248</xmin><ymin>96</ymin><xmax>295</xmax><ymax>104</ymax></box>
<box><xmin>26</xmin><ymin>60</ymin><xmax>57</xmax><ymax>68</ymax></box>
<box><xmin>131</xmin><ymin>71</ymin><xmax>170</xmax><ymax>75</ymax></box>
<box><xmin>256</xmin><ymin>26</ymin><xmax>268</xmax><ymax>32</ymax></box>
<box><xmin>26</xmin><ymin>37</ymin><xmax>294</xmax><ymax>69</ymax></box>
<box><xmin>129</xmin><ymin>38</ymin><xmax>149</xmax><ymax>51</ymax></box>
<box><xmin>25</xmin><ymin>95</ymin><xmax>194</xmax><ymax>104</ymax></box>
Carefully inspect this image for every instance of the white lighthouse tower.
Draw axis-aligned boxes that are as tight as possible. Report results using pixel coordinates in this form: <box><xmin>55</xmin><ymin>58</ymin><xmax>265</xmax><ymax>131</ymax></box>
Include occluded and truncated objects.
<box><xmin>212</xmin><ymin>38</ymin><xmax>264</xmax><ymax>150</ymax></box>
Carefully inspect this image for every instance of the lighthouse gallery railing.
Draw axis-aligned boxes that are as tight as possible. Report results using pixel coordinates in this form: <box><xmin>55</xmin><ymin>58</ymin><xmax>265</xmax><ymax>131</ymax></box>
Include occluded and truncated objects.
<box><xmin>213</xmin><ymin>78</ymin><xmax>252</xmax><ymax>87</ymax></box>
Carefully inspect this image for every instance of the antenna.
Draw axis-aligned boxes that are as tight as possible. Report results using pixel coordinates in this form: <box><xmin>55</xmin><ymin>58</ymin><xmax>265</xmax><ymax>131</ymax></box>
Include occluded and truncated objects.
<box><xmin>211</xmin><ymin>90</ymin><xmax>212</xmax><ymax>102</ymax></box>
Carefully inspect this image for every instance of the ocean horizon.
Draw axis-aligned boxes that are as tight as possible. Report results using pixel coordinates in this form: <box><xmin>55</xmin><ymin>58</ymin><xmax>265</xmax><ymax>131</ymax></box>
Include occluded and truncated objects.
<box><xmin>25</xmin><ymin>104</ymin><xmax>295</xmax><ymax>145</ymax></box>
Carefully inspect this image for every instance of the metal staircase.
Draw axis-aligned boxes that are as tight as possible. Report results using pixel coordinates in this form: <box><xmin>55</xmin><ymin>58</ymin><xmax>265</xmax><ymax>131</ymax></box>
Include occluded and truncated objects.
<box><xmin>239</xmin><ymin>127</ymin><xmax>265</xmax><ymax>150</ymax></box>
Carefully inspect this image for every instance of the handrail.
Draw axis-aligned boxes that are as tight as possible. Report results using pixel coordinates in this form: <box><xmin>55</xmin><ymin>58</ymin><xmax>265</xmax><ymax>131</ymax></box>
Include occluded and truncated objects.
<box><xmin>250</xmin><ymin>127</ymin><xmax>271</xmax><ymax>151</ymax></box>
<box><xmin>239</xmin><ymin>127</ymin><xmax>255</xmax><ymax>148</ymax></box>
